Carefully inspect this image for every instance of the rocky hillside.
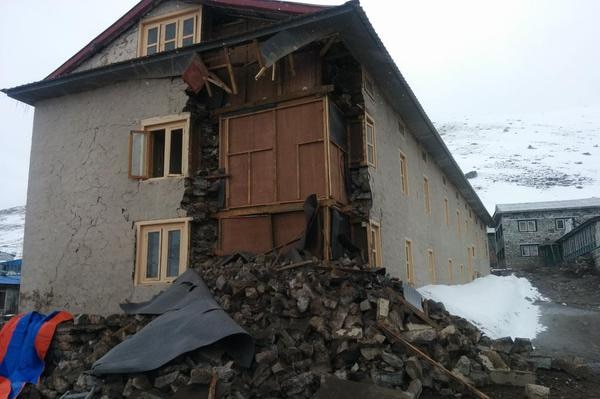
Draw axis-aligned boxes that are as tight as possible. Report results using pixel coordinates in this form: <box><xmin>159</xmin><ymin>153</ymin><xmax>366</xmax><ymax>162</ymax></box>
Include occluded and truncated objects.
<box><xmin>0</xmin><ymin>205</ymin><xmax>25</xmax><ymax>257</ymax></box>
<box><xmin>437</xmin><ymin>106</ymin><xmax>600</xmax><ymax>213</ymax></box>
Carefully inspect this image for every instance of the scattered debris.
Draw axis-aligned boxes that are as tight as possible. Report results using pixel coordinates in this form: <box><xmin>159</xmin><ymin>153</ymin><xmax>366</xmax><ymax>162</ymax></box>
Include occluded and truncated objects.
<box><xmin>3</xmin><ymin>254</ymin><xmax>556</xmax><ymax>397</ymax></box>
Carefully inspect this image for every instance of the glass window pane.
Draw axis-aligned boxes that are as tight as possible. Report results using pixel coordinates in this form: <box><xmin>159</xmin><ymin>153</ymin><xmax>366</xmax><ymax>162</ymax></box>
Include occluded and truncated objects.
<box><xmin>131</xmin><ymin>132</ymin><xmax>146</xmax><ymax>176</ymax></box>
<box><xmin>147</xmin><ymin>45</ymin><xmax>157</xmax><ymax>55</ymax></box>
<box><xmin>165</xmin><ymin>22</ymin><xmax>176</xmax><ymax>40</ymax></box>
<box><xmin>182</xmin><ymin>37</ymin><xmax>194</xmax><ymax>47</ymax></box>
<box><xmin>146</xmin><ymin>231</ymin><xmax>160</xmax><ymax>278</ymax></box>
<box><xmin>151</xmin><ymin>130</ymin><xmax>165</xmax><ymax>177</ymax></box>
<box><xmin>147</xmin><ymin>27</ymin><xmax>158</xmax><ymax>44</ymax></box>
<box><xmin>183</xmin><ymin>18</ymin><xmax>195</xmax><ymax>36</ymax></box>
<box><xmin>531</xmin><ymin>246</ymin><xmax>538</xmax><ymax>256</ymax></box>
<box><xmin>164</xmin><ymin>41</ymin><xmax>176</xmax><ymax>51</ymax></box>
<box><xmin>166</xmin><ymin>229</ymin><xmax>181</xmax><ymax>277</ymax></box>
<box><xmin>366</xmin><ymin>125</ymin><xmax>374</xmax><ymax>144</ymax></box>
<box><xmin>367</xmin><ymin>146</ymin><xmax>374</xmax><ymax>164</ymax></box>
<box><xmin>169</xmin><ymin>128</ymin><xmax>183</xmax><ymax>174</ymax></box>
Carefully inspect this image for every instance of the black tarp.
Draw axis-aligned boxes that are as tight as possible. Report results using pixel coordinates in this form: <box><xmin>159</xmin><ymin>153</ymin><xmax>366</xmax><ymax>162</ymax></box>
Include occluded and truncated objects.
<box><xmin>91</xmin><ymin>270</ymin><xmax>254</xmax><ymax>375</ymax></box>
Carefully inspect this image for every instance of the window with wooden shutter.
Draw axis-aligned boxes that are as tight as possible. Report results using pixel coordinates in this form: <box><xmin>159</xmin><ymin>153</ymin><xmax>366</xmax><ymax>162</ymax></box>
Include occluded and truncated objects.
<box><xmin>129</xmin><ymin>115</ymin><xmax>189</xmax><ymax>180</ymax></box>
<box><xmin>365</xmin><ymin>115</ymin><xmax>376</xmax><ymax>168</ymax></box>
<box><xmin>129</xmin><ymin>130</ymin><xmax>150</xmax><ymax>179</ymax></box>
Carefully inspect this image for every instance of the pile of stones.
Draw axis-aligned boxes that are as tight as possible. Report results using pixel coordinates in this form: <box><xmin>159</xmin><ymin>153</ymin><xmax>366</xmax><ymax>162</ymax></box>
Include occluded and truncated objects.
<box><xmin>18</xmin><ymin>254</ymin><xmax>550</xmax><ymax>398</ymax></box>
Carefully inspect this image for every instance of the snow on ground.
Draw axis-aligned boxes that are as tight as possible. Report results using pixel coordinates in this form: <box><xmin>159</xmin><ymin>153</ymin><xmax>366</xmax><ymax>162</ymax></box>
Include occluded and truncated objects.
<box><xmin>436</xmin><ymin>104</ymin><xmax>600</xmax><ymax>214</ymax></box>
<box><xmin>0</xmin><ymin>206</ymin><xmax>25</xmax><ymax>257</ymax></box>
<box><xmin>418</xmin><ymin>275</ymin><xmax>548</xmax><ymax>340</ymax></box>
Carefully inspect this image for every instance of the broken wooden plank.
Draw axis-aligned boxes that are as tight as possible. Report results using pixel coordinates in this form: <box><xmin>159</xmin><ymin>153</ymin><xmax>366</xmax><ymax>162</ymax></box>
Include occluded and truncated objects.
<box><xmin>208</xmin><ymin>373</ymin><xmax>218</xmax><ymax>399</ymax></box>
<box><xmin>397</xmin><ymin>296</ymin><xmax>437</xmax><ymax>328</ymax></box>
<box><xmin>377</xmin><ymin>321</ymin><xmax>491</xmax><ymax>399</ymax></box>
<box><xmin>207</xmin><ymin>71</ymin><xmax>233</xmax><ymax>94</ymax></box>
<box><xmin>224</xmin><ymin>48</ymin><xmax>238</xmax><ymax>95</ymax></box>
<box><xmin>319</xmin><ymin>35</ymin><xmax>337</xmax><ymax>57</ymax></box>
<box><xmin>275</xmin><ymin>260</ymin><xmax>314</xmax><ymax>272</ymax></box>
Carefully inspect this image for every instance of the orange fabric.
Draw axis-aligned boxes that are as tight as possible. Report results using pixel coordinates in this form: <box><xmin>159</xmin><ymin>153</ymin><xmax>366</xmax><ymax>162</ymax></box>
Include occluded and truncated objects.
<box><xmin>33</xmin><ymin>312</ymin><xmax>73</xmax><ymax>360</ymax></box>
<box><xmin>0</xmin><ymin>376</ymin><xmax>11</xmax><ymax>399</ymax></box>
<box><xmin>0</xmin><ymin>315</ymin><xmax>24</xmax><ymax>364</ymax></box>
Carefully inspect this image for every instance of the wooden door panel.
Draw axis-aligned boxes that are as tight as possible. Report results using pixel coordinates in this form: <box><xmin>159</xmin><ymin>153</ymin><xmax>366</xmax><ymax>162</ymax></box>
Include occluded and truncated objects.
<box><xmin>228</xmin><ymin>111</ymin><xmax>274</xmax><ymax>153</ymax></box>
<box><xmin>250</xmin><ymin>150</ymin><xmax>275</xmax><ymax>204</ymax></box>
<box><xmin>299</xmin><ymin>142</ymin><xmax>326</xmax><ymax>198</ymax></box>
<box><xmin>228</xmin><ymin>153</ymin><xmax>249</xmax><ymax>207</ymax></box>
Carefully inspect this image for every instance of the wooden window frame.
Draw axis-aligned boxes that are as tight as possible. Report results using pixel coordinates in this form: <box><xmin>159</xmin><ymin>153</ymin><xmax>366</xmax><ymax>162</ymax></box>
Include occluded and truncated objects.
<box><xmin>555</xmin><ymin>218</ymin><xmax>572</xmax><ymax>229</ymax></box>
<box><xmin>364</xmin><ymin>114</ymin><xmax>377</xmax><ymax>168</ymax></box>
<box><xmin>404</xmin><ymin>239</ymin><xmax>414</xmax><ymax>285</ymax></box>
<box><xmin>460</xmin><ymin>264</ymin><xmax>465</xmax><ymax>283</ymax></box>
<box><xmin>456</xmin><ymin>209</ymin><xmax>461</xmax><ymax>237</ymax></box>
<box><xmin>368</xmin><ymin>221</ymin><xmax>382</xmax><ymax>267</ymax></box>
<box><xmin>518</xmin><ymin>219</ymin><xmax>537</xmax><ymax>232</ymax></box>
<box><xmin>363</xmin><ymin>70</ymin><xmax>375</xmax><ymax>100</ymax></box>
<box><xmin>520</xmin><ymin>244</ymin><xmax>539</xmax><ymax>257</ymax></box>
<box><xmin>443</xmin><ymin>197</ymin><xmax>450</xmax><ymax>226</ymax></box>
<box><xmin>129</xmin><ymin>113</ymin><xmax>190</xmax><ymax>180</ymax></box>
<box><xmin>398</xmin><ymin>118</ymin><xmax>407</xmax><ymax>137</ymax></box>
<box><xmin>423</xmin><ymin>175</ymin><xmax>431</xmax><ymax>215</ymax></box>
<box><xmin>135</xmin><ymin>217</ymin><xmax>192</xmax><ymax>285</ymax></box>
<box><xmin>399</xmin><ymin>151</ymin><xmax>409</xmax><ymax>195</ymax></box>
<box><xmin>427</xmin><ymin>249</ymin><xmax>436</xmax><ymax>284</ymax></box>
<box><xmin>138</xmin><ymin>7</ymin><xmax>202</xmax><ymax>56</ymax></box>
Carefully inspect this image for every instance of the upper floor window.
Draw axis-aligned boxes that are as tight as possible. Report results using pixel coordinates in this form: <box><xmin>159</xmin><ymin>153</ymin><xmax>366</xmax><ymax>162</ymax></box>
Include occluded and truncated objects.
<box><xmin>555</xmin><ymin>218</ymin><xmax>572</xmax><ymax>229</ymax></box>
<box><xmin>365</xmin><ymin>115</ymin><xmax>376</xmax><ymax>168</ymax></box>
<box><xmin>129</xmin><ymin>114</ymin><xmax>189</xmax><ymax>179</ymax></box>
<box><xmin>423</xmin><ymin>176</ymin><xmax>431</xmax><ymax>215</ymax></box>
<box><xmin>399</xmin><ymin>151</ymin><xmax>409</xmax><ymax>195</ymax></box>
<box><xmin>140</xmin><ymin>8</ymin><xmax>201</xmax><ymax>56</ymax></box>
<box><xmin>518</xmin><ymin>219</ymin><xmax>537</xmax><ymax>232</ymax></box>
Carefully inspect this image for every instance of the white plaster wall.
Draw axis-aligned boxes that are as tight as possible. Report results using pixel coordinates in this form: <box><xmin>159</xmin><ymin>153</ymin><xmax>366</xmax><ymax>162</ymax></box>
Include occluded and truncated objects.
<box><xmin>22</xmin><ymin>77</ymin><xmax>189</xmax><ymax>314</ymax></box>
<box><xmin>74</xmin><ymin>1</ymin><xmax>200</xmax><ymax>72</ymax></box>
<box><xmin>364</xmin><ymin>85</ymin><xmax>490</xmax><ymax>287</ymax></box>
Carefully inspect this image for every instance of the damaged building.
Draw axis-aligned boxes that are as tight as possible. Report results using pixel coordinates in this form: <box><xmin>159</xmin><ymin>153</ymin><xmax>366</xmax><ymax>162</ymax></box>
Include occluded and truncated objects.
<box><xmin>3</xmin><ymin>0</ymin><xmax>492</xmax><ymax>314</ymax></box>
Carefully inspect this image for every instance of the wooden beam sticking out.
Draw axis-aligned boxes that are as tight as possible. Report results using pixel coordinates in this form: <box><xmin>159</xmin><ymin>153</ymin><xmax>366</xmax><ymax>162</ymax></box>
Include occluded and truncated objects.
<box><xmin>207</xmin><ymin>71</ymin><xmax>233</xmax><ymax>94</ymax></box>
<box><xmin>255</xmin><ymin>66</ymin><xmax>268</xmax><ymax>80</ymax></box>
<box><xmin>319</xmin><ymin>35</ymin><xmax>337</xmax><ymax>57</ymax></box>
<box><xmin>397</xmin><ymin>296</ymin><xmax>437</xmax><ymax>328</ymax></box>
<box><xmin>275</xmin><ymin>260</ymin><xmax>314</xmax><ymax>272</ymax></box>
<box><xmin>377</xmin><ymin>321</ymin><xmax>491</xmax><ymax>399</ymax></box>
<box><xmin>287</xmin><ymin>53</ymin><xmax>296</xmax><ymax>77</ymax></box>
<box><xmin>224</xmin><ymin>48</ymin><xmax>238</xmax><ymax>95</ymax></box>
<box><xmin>208</xmin><ymin>373</ymin><xmax>218</xmax><ymax>399</ymax></box>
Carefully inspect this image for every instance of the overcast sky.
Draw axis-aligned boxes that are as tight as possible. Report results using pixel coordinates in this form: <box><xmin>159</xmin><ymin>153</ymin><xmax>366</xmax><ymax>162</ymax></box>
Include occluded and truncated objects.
<box><xmin>1</xmin><ymin>0</ymin><xmax>599</xmax><ymax>210</ymax></box>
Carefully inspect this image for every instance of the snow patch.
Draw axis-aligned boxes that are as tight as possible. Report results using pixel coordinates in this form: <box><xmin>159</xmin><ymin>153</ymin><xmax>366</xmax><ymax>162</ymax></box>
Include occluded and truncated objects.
<box><xmin>418</xmin><ymin>275</ymin><xmax>547</xmax><ymax>340</ymax></box>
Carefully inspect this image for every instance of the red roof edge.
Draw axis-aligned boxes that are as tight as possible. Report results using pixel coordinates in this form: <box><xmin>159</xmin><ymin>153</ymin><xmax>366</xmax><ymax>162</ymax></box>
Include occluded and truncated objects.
<box><xmin>46</xmin><ymin>0</ymin><xmax>330</xmax><ymax>80</ymax></box>
<box><xmin>46</xmin><ymin>0</ymin><xmax>156</xmax><ymax>80</ymax></box>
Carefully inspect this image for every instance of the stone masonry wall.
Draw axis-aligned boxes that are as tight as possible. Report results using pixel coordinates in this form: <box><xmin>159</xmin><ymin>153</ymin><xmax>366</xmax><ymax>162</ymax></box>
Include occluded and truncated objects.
<box><xmin>498</xmin><ymin>207</ymin><xmax>600</xmax><ymax>269</ymax></box>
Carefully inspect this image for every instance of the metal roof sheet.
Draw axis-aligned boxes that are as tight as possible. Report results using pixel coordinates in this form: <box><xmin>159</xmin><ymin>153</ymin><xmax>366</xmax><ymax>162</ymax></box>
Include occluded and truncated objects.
<box><xmin>0</xmin><ymin>275</ymin><xmax>20</xmax><ymax>286</ymax></box>
<box><xmin>495</xmin><ymin>197</ymin><xmax>600</xmax><ymax>215</ymax></box>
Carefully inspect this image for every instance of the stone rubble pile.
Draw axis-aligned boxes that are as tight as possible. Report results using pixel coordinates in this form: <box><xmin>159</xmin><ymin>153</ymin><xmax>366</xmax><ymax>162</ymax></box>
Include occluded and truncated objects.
<box><xmin>19</xmin><ymin>254</ymin><xmax>550</xmax><ymax>398</ymax></box>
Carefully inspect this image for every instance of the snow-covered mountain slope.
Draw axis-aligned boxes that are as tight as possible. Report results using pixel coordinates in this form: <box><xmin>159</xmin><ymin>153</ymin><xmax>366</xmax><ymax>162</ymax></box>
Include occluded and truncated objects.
<box><xmin>437</xmin><ymin>106</ymin><xmax>600</xmax><ymax>214</ymax></box>
<box><xmin>0</xmin><ymin>206</ymin><xmax>25</xmax><ymax>258</ymax></box>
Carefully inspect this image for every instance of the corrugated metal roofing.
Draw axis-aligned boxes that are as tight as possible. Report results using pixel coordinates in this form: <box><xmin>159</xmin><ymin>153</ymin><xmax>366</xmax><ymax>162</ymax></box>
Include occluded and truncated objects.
<box><xmin>495</xmin><ymin>197</ymin><xmax>600</xmax><ymax>215</ymax></box>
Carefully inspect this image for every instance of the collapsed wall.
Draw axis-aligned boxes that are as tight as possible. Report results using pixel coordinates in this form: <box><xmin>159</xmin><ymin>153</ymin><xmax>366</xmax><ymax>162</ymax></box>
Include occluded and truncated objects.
<box><xmin>178</xmin><ymin>39</ymin><xmax>376</xmax><ymax>266</ymax></box>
